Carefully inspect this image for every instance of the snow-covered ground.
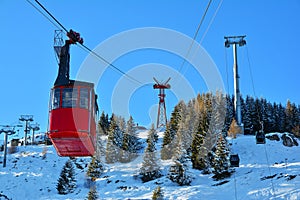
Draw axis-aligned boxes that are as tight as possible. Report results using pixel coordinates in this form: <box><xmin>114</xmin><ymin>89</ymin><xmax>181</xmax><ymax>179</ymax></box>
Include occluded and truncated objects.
<box><xmin>0</xmin><ymin>132</ymin><xmax>299</xmax><ymax>200</ymax></box>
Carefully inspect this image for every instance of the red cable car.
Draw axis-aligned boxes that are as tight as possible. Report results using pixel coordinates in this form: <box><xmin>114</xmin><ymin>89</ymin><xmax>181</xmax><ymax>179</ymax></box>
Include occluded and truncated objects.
<box><xmin>48</xmin><ymin>30</ymin><xmax>98</xmax><ymax>157</ymax></box>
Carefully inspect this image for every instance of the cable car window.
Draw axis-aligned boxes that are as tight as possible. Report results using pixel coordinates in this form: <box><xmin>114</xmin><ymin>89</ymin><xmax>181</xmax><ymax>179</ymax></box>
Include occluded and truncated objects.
<box><xmin>52</xmin><ymin>89</ymin><xmax>61</xmax><ymax>109</ymax></box>
<box><xmin>62</xmin><ymin>88</ymin><xmax>78</xmax><ymax>108</ymax></box>
<box><xmin>80</xmin><ymin>88</ymin><xmax>89</xmax><ymax>109</ymax></box>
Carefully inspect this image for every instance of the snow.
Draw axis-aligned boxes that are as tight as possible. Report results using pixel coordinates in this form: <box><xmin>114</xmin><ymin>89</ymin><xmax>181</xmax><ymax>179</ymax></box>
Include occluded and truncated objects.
<box><xmin>0</xmin><ymin>132</ymin><xmax>299</xmax><ymax>200</ymax></box>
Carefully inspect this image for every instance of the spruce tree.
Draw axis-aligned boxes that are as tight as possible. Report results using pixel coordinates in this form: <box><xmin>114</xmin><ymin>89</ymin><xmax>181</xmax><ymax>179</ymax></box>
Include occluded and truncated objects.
<box><xmin>56</xmin><ymin>159</ymin><xmax>76</xmax><ymax>194</ymax></box>
<box><xmin>152</xmin><ymin>186</ymin><xmax>164</xmax><ymax>200</ymax></box>
<box><xmin>120</xmin><ymin>116</ymin><xmax>141</xmax><ymax>162</ymax></box>
<box><xmin>168</xmin><ymin>132</ymin><xmax>192</xmax><ymax>186</ymax></box>
<box><xmin>140</xmin><ymin>124</ymin><xmax>162</xmax><ymax>182</ymax></box>
<box><xmin>105</xmin><ymin>115</ymin><xmax>120</xmax><ymax>163</ymax></box>
<box><xmin>86</xmin><ymin>186</ymin><xmax>99</xmax><ymax>200</ymax></box>
<box><xmin>87</xmin><ymin>156</ymin><xmax>104</xmax><ymax>181</ymax></box>
<box><xmin>161</xmin><ymin>101</ymin><xmax>185</xmax><ymax>160</ymax></box>
<box><xmin>212</xmin><ymin>134</ymin><xmax>230</xmax><ymax>179</ymax></box>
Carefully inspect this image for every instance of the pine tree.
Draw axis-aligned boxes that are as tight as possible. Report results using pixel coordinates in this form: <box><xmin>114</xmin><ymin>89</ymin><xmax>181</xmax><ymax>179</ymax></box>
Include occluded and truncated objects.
<box><xmin>87</xmin><ymin>156</ymin><xmax>104</xmax><ymax>181</ymax></box>
<box><xmin>191</xmin><ymin>95</ymin><xmax>209</xmax><ymax>170</ymax></box>
<box><xmin>168</xmin><ymin>132</ymin><xmax>192</xmax><ymax>186</ymax></box>
<box><xmin>56</xmin><ymin>159</ymin><xmax>77</xmax><ymax>194</ymax></box>
<box><xmin>223</xmin><ymin>95</ymin><xmax>235</xmax><ymax>135</ymax></box>
<box><xmin>98</xmin><ymin>111</ymin><xmax>109</xmax><ymax>135</ymax></box>
<box><xmin>161</xmin><ymin>101</ymin><xmax>185</xmax><ymax>160</ymax></box>
<box><xmin>120</xmin><ymin>116</ymin><xmax>141</xmax><ymax>162</ymax></box>
<box><xmin>86</xmin><ymin>186</ymin><xmax>99</xmax><ymax>200</ymax></box>
<box><xmin>140</xmin><ymin>124</ymin><xmax>162</xmax><ymax>182</ymax></box>
<box><xmin>212</xmin><ymin>134</ymin><xmax>230</xmax><ymax>179</ymax></box>
<box><xmin>152</xmin><ymin>186</ymin><xmax>164</xmax><ymax>200</ymax></box>
<box><xmin>105</xmin><ymin>115</ymin><xmax>120</xmax><ymax>163</ymax></box>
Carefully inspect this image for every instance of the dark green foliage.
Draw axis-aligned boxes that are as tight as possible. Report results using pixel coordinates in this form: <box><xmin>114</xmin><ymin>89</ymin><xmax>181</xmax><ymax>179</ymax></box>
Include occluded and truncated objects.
<box><xmin>98</xmin><ymin>111</ymin><xmax>110</xmax><ymax>135</ymax></box>
<box><xmin>105</xmin><ymin>114</ymin><xmax>122</xmax><ymax>163</ymax></box>
<box><xmin>152</xmin><ymin>186</ymin><xmax>164</xmax><ymax>200</ymax></box>
<box><xmin>56</xmin><ymin>159</ymin><xmax>76</xmax><ymax>195</ymax></box>
<box><xmin>87</xmin><ymin>157</ymin><xmax>104</xmax><ymax>181</ymax></box>
<box><xmin>161</xmin><ymin>101</ymin><xmax>184</xmax><ymax>160</ymax></box>
<box><xmin>140</xmin><ymin>124</ymin><xmax>162</xmax><ymax>182</ymax></box>
<box><xmin>212</xmin><ymin>134</ymin><xmax>230</xmax><ymax>179</ymax></box>
<box><xmin>86</xmin><ymin>186</ymin><xmax>99</xmax><ymax>200</ymax></box>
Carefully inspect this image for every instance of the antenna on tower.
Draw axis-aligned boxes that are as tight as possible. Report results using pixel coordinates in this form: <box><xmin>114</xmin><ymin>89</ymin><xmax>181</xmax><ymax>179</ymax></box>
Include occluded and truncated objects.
<box><xmin>153</xmin><ymin>77</ymin><xmax>171</xmax><ymax>128</ymax></box>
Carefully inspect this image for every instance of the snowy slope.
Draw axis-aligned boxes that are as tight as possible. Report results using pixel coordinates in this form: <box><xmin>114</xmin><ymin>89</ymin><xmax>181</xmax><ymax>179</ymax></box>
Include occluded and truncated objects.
<box><xmin>0</xmin><ymin>132</ymin><xmax>299</xmax><ymax>200</ymax></box>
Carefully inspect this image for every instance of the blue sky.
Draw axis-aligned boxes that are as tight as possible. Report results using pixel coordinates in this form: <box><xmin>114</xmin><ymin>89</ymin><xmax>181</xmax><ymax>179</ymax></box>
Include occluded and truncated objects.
<box><xmin>0</xmin><ymin>0</ymin><xmax>299</xmax><ymax>135</ymax></box>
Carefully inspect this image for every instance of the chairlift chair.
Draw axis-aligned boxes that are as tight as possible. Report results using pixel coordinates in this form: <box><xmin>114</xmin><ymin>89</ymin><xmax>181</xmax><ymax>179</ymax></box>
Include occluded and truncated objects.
<box><xmin>256</xmin><ymin>131</ymin><xmax>266</xmax><ymax>144</ymax></box>
<box><xmin>230</xmin><ymin>154</ymin><xmax>240</xmax><ymax>167</ymax></box>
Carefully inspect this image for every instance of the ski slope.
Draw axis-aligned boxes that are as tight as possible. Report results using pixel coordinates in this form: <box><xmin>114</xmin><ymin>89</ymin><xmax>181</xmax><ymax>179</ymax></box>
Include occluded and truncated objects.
<box><xmin>0</xmin><ymin>132</ymin><xmax>299</xmax><ymax>200</ymax></box>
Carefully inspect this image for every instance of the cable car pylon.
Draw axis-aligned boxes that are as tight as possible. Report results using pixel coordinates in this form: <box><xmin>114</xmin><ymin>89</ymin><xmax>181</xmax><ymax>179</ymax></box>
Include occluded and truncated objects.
<box><xmin>153</xmin><ymin>77</ymin><xmax>171</xmax><ymax>129</ymax></box>
<box><xmin>225</xmin><ymin>35</ymin><xmax>246</xmax><ymax>134</ymax></box>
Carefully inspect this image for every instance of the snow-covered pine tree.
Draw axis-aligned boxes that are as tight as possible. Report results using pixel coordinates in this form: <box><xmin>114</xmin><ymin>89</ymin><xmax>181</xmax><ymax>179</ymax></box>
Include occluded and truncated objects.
<box><xmin>152</xmin><ymin>186</ymin><xmax>164</xmax><ymax>200</ymax></box>
<box><xmin>105</xmin><ymin>114</ymin><xmax>120</xmax><ymax>163</ymax></box>
<box><xmin>168</xmin><ymin>130</ymin><xmax>192</xmax><ymax>186</ymax></box>
<box><xmin>191</xmin><ymin>95</ymin><xmax>209</xmax><ymax>170</ymax></box>
<box><xmin>56</xmin><ymin>159</ymin><xmax>77</xmax><ymax>194</ymax></box>
<box><xmin>140</xmin><ymin>124</ymin><xmax>162</xmax><ymax>182</ymax></box>
<box><xmin>222</xmin><ymin>95</ymin><xmax>233</xmax><ymax>135</ymax></box>
<box><xmin>86</xmin><ymin>186</ymin><xmax>99</xmax><ymax>200</ymax></box>
<box><xmin>87</xmin><ymin>156</ymin><xmax>104</xmax><ymax>181</ymax></box>
<box><xmin>212</xmin><ymin>134</ymin><xmax>230</xmax><ymax>180</ymax></box>
<box><xmin>161</xmin><ymin>101</ymin><xmax>185</xmax><ymax>160</ymax></box>
<box><xmin>120</xmin><ymin>116</ymin><xmax>141</xmax><ymax>163</ymax></box>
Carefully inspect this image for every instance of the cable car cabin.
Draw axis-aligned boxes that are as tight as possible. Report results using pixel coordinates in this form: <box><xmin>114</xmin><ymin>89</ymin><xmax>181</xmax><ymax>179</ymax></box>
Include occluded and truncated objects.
<box><xmin>256</xmin><ymin>131</ymin><xmax>266</xmax><ymax>144</ymax></box>
<box><xmin>230</xmin><ymin>154</ymin><xmax>240</xmax><ymax>167</ymax></box>
<box><xmin>48</xmin><ymin>80</ymin><xmax>98</xmax><ymax>157</ymax></box>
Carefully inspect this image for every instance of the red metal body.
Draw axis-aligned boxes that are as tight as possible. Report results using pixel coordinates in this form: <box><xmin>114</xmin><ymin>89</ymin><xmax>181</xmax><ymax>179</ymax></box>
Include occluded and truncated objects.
<box><xmin>48</xmin><ymin>81</ymin><xmax>97</xmax><ymax>157</ymax></box>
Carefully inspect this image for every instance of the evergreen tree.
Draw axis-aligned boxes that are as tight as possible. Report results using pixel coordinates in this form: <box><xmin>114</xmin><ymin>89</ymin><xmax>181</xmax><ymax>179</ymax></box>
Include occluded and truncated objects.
<box><xmin>87</xmin><ymin>156</ymin><xmax>104</xmax><ymax>181</ymax></box>
<box><xmin>212</xmin><ymin>134</ymin><xmax>230</xmax><ymax>179</ymax></box>
<box><xmin>86</xmin><ymin>186</ymin><xmax>99</xmax><ymax>200</ymax></box>
<box><xmin>168</xmin><ymin>132</ymin><xmax>192</xmax><ymax>186</ymax></box>
<box><xmin>223</xmin><ymin>95</ymin><xmax>235</xmax><ymax>135</ymax></box>
<box><xmin>56</xmin><ymin>159</ymin><xmax>77</xmax><ymax>194</ymax></box>
<box><xmin>285</xmin><ymin>100</ymin><xmax>299</xmax><ymax>132</ymax></box>
<box><xmin>191</xmin><ymin>94</ymin><xmax>209</xmax><ymax>170</ymax></box>
<box><xmin>152</xmin><ymin>186</ymin><xmax>164</xmax><ymax>200</ymax></box>
<box><xmin>98</xmin><ymin>111</ymin><xmax>109</xmax><ymax>135</ymax></box>
<box><xmin>140</xmin><ymin>124</ymin><xmax>162</xmax><ymax>182</ymax></box>
<box><xmin>161</xmin><ymin>101</ymin><xmax>185</xmax><ymax>160</ymax></box>
<box><xmin>105</xmin><ymin>114</ymin><xmax>121</xmax><ymax>163</ymax></box>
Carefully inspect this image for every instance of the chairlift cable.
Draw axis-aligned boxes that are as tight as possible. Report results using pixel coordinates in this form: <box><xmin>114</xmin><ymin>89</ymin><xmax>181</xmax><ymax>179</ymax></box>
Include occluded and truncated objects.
<box><xmin>25</xmin><ymin>0</ymin><xmax>62</xmax><ymax>31</ymax></box>
<box><xmin>26</xmin><ymin>0</ymin><xmax>143</xmax><ymax>86</ymax></box>
<box><xmin>199</xmin><ymin>0</ymin><xmax>223</xmax><ymax>44</ymax></box>
<box><xmin>245</xmin><ymin>43</ymin><xmax>276</xmax><ymax>197</ymax></box>
<box><xmin>180</xmin><ymin>0</ymin><xmax>223</xmax><ymax>78</ymax></box>
<box><xmin>176</xmin><ymin>0</ymin><xmax>212</xmax><ymax>75</ymax></box>
<box><xmin>34</xmin><ymin>0</ymin><xmax>68</xmax><ymax>33</ymax></box>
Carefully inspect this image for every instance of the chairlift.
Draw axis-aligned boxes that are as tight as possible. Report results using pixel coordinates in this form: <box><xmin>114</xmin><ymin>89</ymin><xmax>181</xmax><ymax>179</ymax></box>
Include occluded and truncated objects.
<box><xmin>230</xmin><ymin>154</ymin><xmax>240</xmax><ymax>167</ymax></box>
<box><xmin>256</xmin><ymin>131</ymin><xmax>266</xmax><ymax>144</ymax></box>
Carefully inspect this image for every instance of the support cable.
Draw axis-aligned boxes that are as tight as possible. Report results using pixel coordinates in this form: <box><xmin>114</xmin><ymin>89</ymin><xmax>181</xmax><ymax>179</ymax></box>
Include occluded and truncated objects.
<box><xmin>179</xmin><ymin>0</ymin><xmax>223</xmax><ymax>80</ymax></box>
<box><xmin>26</xmin><ymin>0</ymin><xmax>143</xmax><ymax>86</ymax></box>
<box><xmin>25</xmin><ymin>0</ymin><xmax>61</xmax><ymax>31</ymax></box>
<box><xmin>177</xmin><ymin>0</ymin><xmax>212</xmax><ymax>75</ymax></box>
<box><xmin>245</xmin><ymin>44</ymin><xmax>276</xmax><ymax>196</ymax></box>
<box><xmin>199</xmin><ymin>0</ymin><xmax>223</xmax><ymax>44</ymax></box>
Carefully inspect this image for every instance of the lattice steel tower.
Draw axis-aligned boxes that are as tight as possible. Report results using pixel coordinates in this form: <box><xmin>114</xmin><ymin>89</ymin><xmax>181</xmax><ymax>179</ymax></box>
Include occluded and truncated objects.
<box><xmin>153</xmin><ymin>77</ymin><xmax>171</xmax><ymax>128</ymax></box>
